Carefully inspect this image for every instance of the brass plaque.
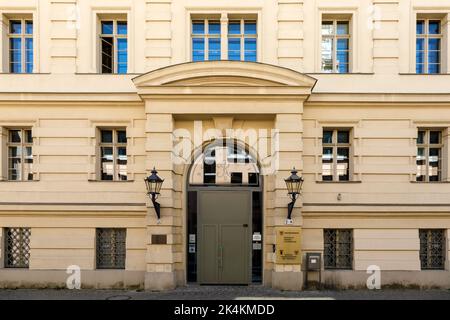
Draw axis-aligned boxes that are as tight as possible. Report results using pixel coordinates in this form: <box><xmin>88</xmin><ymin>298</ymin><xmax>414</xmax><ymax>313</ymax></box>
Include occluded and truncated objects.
<box><xmin>152</xmin><ymin>234</ymin><xmax>167</xmax><ymax>244</ymax></box>
<box><xmin>276</xmin><ymin>227</ymin><xmax>301</xmax><ymax>264</ymax></box>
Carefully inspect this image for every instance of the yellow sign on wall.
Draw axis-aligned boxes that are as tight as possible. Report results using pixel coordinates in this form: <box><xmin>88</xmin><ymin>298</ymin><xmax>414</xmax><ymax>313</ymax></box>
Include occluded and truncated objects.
<box><xmin>276</xmin><ymin>227</ymin><xmax>302</xmax><ymax>264</ymax></box>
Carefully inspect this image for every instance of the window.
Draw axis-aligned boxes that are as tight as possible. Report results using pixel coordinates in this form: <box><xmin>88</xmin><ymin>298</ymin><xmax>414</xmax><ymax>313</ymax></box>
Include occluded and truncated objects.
<box><xmin>416</xmin><ymin>129</ymin><xmax>442</xmax><ymax>182</ymax></box>
<box><xmin>321</xmin><ymin>20</ymin><xmax>350</xmax><ymax>73</ymax></box>
<box><xmin>96</xmin><ymin>228</ymin><xmax>126</xmax><ymax>269</ymax></box>
<box><xmin>8</xmin><ymin>19</ymin><xmax>33</xmax><ymax>73</ymax></box>
<box><xmin>322</xmin><ymin>129</ymin><xmax>350</xmax><ymax>181</ymax></box>
<box><xmin>324</xmin><ymin>229</ymin><xmax>353</xmax><ymax>269</ymax></box>
<box><xmin>419</xmin><ymin>229</ymin><xmax>445</xmax><ymax>270</ymax></box>
<box><xmin>416</xmin><ymin>19</ymin><xmax>442</xmax><ymax>74</ymax></box>
<box><xmin>228</xmin><ymin>19</ymin><xmax>257</xmax><ymax>62</ymax></box>
<box><xmin>192</xmin><ymin>19</ymin><xmax>221</xmax><ymax>61</ymax></box>
<box><xmin>99</xmin><ymin>129</ymin><xmax>127</xmax><ymax>181</ymax></box>
<box><xmin>100</xmin><ymin>20</ymin><xmax>127</xmax><ymax>73</ymax></box>
<box><xmin>190</xmin><ymin>139</ymin><xmax>259</xmax><ymax>186</ymax></box>
<box><xmin>7</xmin><ymin>129</ymin><xmax>33</xmax><ymax>181</ymax></box>
<box><xmin>4</xmin><ymin>227</ymin><xmax>31</xmax><ymax>268</ymax></box>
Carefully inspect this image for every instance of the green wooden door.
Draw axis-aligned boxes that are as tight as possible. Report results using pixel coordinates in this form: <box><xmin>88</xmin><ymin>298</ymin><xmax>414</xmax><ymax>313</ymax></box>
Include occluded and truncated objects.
<box><xmin>198</xmin><ymin>190</ymin><xmax>251</xmax><ymax>284</ymax></box>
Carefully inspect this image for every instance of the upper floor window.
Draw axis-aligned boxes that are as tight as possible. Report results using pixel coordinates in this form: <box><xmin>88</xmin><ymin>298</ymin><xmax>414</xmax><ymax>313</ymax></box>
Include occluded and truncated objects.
<box><xmin>416</xmin><ymin>19</ymin><xmax>442</xmax><ymax>74</ymax></box>
<box><xmin>190</xmin><ymin>16</ymin><xmax>257</xmax><ymax>62</ymax></box>
<box><xmin>100</xmin><ymin>20</ymin><xmax>127</xmax><ymax>74</ymax></box>
<box><xmin>99</xmin><ymin>129</ymin><xmax>127</xmax><ymax>181</ymax></box>
<box><xmin>228</xmin><ymin>19</ymin><xmax>257</xmax><ymax>62</ymax></box>
<box><xmin>7</xmin><ymin>129</ymin><xmax>33</xmax><ymax>181</ymax></box>
<box><xmin>417</xmin><ymin>129</ymin><xmax>442</xmax><ymax>182</ymax></box>
<box><xmin>321</xmin><ymin>20</ymin><xmax>350</xmax><ymax>73</ymax></box>
<box><xmin>8</xmin><ymin>19</ymin><xmax>33</xmax><ymax>73</ymax></box>
<box><xmin>192</xmin><ymin>19</ymin><xmax>221</xmax><ymax>61</ymax></box>
<box><xmin>322</xmin><ymin>129</ymin><xmax>351</xmax><ymax>181</ymax></box>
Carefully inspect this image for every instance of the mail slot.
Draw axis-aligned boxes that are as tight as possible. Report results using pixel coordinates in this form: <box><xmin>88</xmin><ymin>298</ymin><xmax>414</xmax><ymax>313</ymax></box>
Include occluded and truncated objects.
<box><xmin>306</xmin><ymin>252</ymin><xmax>321</xmax><ymax>270</ymax></box>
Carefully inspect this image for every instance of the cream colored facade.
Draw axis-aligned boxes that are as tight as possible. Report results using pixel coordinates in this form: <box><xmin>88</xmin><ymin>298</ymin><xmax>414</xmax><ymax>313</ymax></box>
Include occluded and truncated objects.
<box><xmin>0</xmin><ymin>0</ymin><xmax>450</xmax><ymax>290</ymax></box>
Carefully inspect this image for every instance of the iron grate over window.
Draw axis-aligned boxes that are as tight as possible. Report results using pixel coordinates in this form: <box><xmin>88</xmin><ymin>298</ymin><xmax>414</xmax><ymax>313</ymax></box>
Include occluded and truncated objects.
<box><xmin>419</xmin><ymin>229</ymin><xmax>445</xmax><ymax>270</ymax></box>
<box><xmin>5</xmin><ymin>227</ymin><xmax>31</xmax><ymax>268</ymax></box>
<box><xmin>324</xmin><ymin>229</ymin><xmax>353</xmax><ymax>269</ymax></box>
<box><xmin>96</xmin><ymin>228</ymin><xmax>126</xmax><ymax>269</ymax></box>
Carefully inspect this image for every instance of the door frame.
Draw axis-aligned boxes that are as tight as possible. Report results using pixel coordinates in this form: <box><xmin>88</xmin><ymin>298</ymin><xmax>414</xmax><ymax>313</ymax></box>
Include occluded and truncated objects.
<box><xmin>187</xmin><ymin>184</ymin><xmax>264</xmax><ymax>284</ymax></box>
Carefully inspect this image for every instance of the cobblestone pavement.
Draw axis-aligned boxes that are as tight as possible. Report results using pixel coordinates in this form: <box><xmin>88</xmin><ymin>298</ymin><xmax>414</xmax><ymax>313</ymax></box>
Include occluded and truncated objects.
<box><xmin>0</xmin><ymin>285</ymin><xmax>450</xmax><ymax>300</ymax></box>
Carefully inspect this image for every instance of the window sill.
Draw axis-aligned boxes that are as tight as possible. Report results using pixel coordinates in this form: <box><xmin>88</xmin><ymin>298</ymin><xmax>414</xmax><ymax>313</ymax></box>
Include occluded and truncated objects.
<box><xmin>307</xmin><ymin>72</ymin><xmax>375</xmax><ymax>75</ymax></box>
<box><xmin>88</xmin><ymin>179</ymin><xmax>134</xmax><ymax>182</ymax></box>
<box><xmin>0</xmin><ymin>180</ymin><xmax>40</xmax><ymax>182</ymax></box>
<box><xmin>410</xmin><ymin>181</ymin><xmax>450</xmax><ymax>183</ymax></box>
<box><xmin>399</xmin><ymin>73</ymin><xmax>450</xmax><ymax>75</ymax></box>
<box><xmin>316</xmin><ymin>181</ymin><xmax>362</xmax><ymax>184</ymax></box>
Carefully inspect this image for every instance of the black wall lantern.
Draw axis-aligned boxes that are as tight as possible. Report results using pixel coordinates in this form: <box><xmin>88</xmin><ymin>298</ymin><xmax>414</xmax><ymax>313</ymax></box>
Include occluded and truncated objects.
<box><xmin>144</xmin><ymin>167</ymin><xmax>164</xmax><ymax>223</ymax></box>
<box><xmin>284</xmin><ymin>167</ymin><xmax>304</xmax><ymax>224</ymax></box>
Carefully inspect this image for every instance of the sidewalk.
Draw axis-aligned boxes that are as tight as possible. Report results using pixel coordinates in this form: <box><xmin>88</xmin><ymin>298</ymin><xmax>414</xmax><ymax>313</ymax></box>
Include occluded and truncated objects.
<box><xmin>0</xmin><ymin>285</ymin><xmax>449</xmax><ymax>300</ymax></box>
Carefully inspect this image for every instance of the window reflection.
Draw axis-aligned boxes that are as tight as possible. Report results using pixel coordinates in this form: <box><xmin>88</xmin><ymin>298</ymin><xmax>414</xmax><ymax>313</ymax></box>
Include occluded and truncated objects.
<box><xmin>190</xmin><ymin>140</ymin><xmax>259</xmax><ymax>186</ymax></box>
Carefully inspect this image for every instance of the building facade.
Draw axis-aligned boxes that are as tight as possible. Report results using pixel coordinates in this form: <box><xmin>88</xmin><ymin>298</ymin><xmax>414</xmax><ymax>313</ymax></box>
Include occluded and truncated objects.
<box><xmin>0</xmin><ymin>0</ymin><xmax>450</xmax><ymax>290</ymax></box>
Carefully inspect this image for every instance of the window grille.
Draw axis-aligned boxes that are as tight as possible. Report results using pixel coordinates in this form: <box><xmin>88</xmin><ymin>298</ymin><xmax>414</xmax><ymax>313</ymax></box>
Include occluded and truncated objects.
<box><xmin>324</xmin><ymin>229</ymin><xmax>353</xmax><ymax>269</ymax></box>
<box><xmin>5</xmin><ymin>227</ymin><xmax>31</xmax><ymax>268</ymax></box>
<box><xmin>419</xmin><ymin>229</ymin><xmax>445</xmax><ymax>270</ymax></box>
<box><xmin>96</xmin><ymin>228</ymin><xmax>126</xmax><ymax>269</ymax></box>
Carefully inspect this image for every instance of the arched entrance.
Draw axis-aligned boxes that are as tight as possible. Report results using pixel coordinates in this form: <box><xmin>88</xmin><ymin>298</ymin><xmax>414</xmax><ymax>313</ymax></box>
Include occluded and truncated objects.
<box><xmin>186</xmin><ymin>139</ymin><xmax>263</xmax><ymax>284</ymax></box>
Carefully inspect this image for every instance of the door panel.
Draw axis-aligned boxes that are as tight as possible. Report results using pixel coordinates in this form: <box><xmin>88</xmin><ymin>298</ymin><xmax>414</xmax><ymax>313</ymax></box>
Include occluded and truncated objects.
<box><xmin>200</xmin><ymin>224</ymin><xmax>218</xmax><ymax>283</ymax></box>
<box><xmin>198</xmin><ymin>191</ymin><xmax>251</xmax><ymax>284</ymax></box>
<box><xmin>220</xmin><ymin>224</ymin><xmax>248</xmax><ymax>283</ymax></box>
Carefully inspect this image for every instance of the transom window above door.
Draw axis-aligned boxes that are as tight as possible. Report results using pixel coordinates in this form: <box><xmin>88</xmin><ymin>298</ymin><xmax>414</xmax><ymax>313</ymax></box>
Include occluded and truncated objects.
<box><xmin>191</xmin><ymin>15</ymin><xmax>258</xmax><ymax>62</ymax></box>
<box><xmin>189</xmin><ymin>139</ymin><xmax>260</xmax><ymax>186</ymax></box>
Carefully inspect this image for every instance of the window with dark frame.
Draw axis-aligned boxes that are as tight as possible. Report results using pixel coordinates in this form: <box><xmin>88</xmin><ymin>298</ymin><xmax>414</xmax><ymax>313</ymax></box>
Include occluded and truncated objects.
<box><xmin>4</xmin><ymin>227</ymin><xmax>31</xmax><ymax>268</ymax></box>
<box><xmin>7</xmin><ymin>128</ymin><xmax>33</xmax><ymax>181</ymax></box>
<box><xmin>100</xmin><ymin>20</ymin><xmax>127</xmax><ymax>74</ymax></box>
<box><xmin>322</xmin><ymin>129</ymin><xmax>351</xmax><ymax>181</ymax></box>
<box><xmin>99</xmin><ymin>129</ymin><xmax>127</xmax><ymax>181</ymax></box>
<box><xmin>419</xmin><ymin>229</ymin><xmax>445</xmax><ymax>270</ymax></box>
<box><xmin>416</xmin><ymin>129</ymin><xmax>442</xmax><ymax>182</ymax></box>
<box><xmin>324</xmin><ymin>229</ymin><xmax>353</xmax><ymax>269</ymax></box>
<box><xmin>96</xmin><ymin>228</ymin><xmax>126</xmax><ymax>269</ymax></box>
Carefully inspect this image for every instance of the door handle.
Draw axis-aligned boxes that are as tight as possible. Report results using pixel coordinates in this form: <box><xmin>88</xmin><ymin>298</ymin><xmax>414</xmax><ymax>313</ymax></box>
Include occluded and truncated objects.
<box><xmin>243</xmin><ymin>224</ymin><xmax>248</xmax><ymax>228</ymax></box>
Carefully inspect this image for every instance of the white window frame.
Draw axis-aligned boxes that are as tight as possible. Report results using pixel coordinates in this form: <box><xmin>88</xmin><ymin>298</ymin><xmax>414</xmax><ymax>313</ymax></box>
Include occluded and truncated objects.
<box><xmin>416</xmin><ymin>18</ymin><xmax>443</xmax><ymax>74</ymax></box>
<box><xmin>322</xmin><ymin>128</ymin><xmax>352</xmax><ymax>182</ymax></box>
<box><xmin>227</xmin><ymin>18</ymin><xmax>258</xmax><ymax>61</ymax></box>
<box><xmin>98</xmin><ymin>128</ymin><xmax>127</xmax><ymax>181</ymax></box>
<box><xmin>99</xmin><ymin>19</ymin><xmax>127</xmax><ymax>74</ymax></box>
<box><xmin>191</xmin><ymin>19</ymin><xmax>221</xmax><ymax>61</ymax></box>
<box><xmin>7</xmin><ymin>18</ymin><xmax>33</xmax><ymax>74</ymax></box>
<box><xmin>321</xmin><ymin>19</ymin><xmax>351</xmax><ymax>73</ymax></box>
<box><xmin>6</xmin><ymin>128</ymin><xmax>33</xmax><ymax>181</ymax></box>
<box><xmin>417</xmin><ymin>129</ymin><xmax>443</xmax><ymax>182</ymax></box>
